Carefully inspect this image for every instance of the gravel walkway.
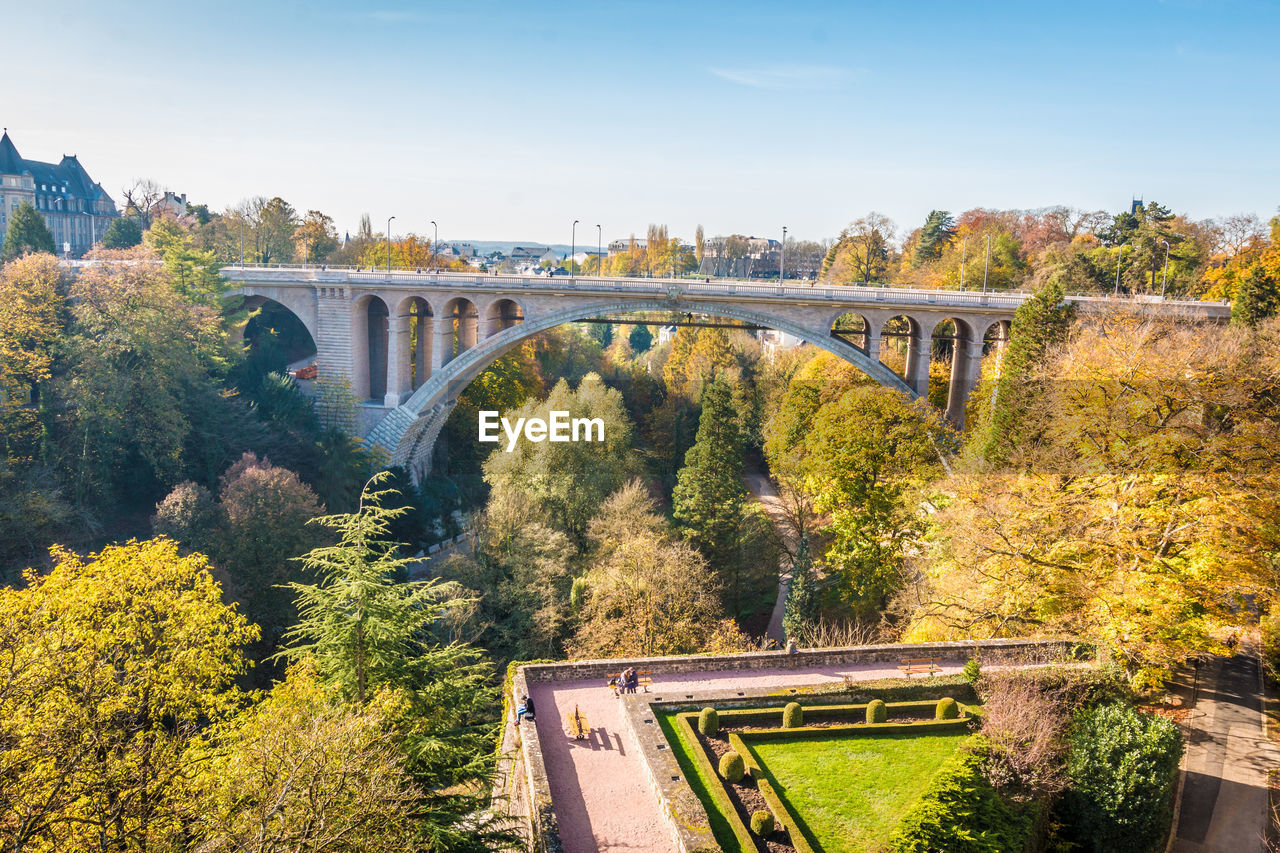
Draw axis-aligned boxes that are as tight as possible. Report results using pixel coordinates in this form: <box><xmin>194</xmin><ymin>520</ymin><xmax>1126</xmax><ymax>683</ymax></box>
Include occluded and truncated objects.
<box><xmin>526</xmin><ymin>661</ymin><xmax>964</xmax><ymax>853</ymax></box>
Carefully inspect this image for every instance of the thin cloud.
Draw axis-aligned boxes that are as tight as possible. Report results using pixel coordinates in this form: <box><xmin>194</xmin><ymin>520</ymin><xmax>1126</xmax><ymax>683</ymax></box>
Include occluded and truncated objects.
<box><xmin>708</xmin><ymin>65</ymin><xmax>852</xmax><ymax>91</ymax></box>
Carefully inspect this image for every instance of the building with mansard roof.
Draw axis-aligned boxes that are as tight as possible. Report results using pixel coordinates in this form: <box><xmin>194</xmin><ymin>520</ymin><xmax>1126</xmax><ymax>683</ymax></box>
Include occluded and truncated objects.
<box><xmin>0</xmin><ymin>129</ymin><xmax>118</xmax><ymax>256</ymax></box>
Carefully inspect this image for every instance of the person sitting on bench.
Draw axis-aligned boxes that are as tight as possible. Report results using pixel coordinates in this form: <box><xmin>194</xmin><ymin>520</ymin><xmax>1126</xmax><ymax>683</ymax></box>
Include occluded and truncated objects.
<box><xmin>515</xmin><ymin>695</ymin><xmax>535</xmax><ymax>726</ymax></box>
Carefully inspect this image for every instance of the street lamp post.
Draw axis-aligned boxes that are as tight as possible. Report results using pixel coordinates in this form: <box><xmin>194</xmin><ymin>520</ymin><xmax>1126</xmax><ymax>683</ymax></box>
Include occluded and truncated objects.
<box><xmin>1114</xmin><ymin>243</ymin><xmax>1126</xmax><ymax>296</ymax></box>
<box><xmin>982</xmin><ymin>234</ymin><xmax>991</xmax><ymax>293</ymax></box>
<box><xmin>386</xmin><ymin>215</ymin><xmax>396</xmax><ymax>274</ymax></box>
<box><xmin>780</xmin><ymin>226</ymin><xmax>787</xmax><ymax>283</ymax></box>
<box><xmin>239</xmin><ymin>223</ymin><xmax>244</xmax><ymax>266</ymax></box>
<box><xmin>571</xmin><ymin>220</ymin><xmax>579</xmax><ymax>275</ymax></box>
<box><xmin>959</xmin><ymin>235</ymin><xmax>968</xmax><ymax>291</ymax></box>
<box><xmin>596</xmin><ymin>224</ymin><xmax>602</xmax><ymax>277</ymax></box>
<box><xmin>1160</xmin><ymin>239</ymin><xmax>1171</xmax><ymax>298</ymax></box>
<box><xmin>431</xmin><ymin>220</ymin><xmax>438</xmax><ymax>272</ymax></box>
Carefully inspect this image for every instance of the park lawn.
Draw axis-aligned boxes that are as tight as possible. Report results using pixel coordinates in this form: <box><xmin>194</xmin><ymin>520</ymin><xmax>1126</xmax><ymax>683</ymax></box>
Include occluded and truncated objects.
<box><xmin>748</xmin><ymin>730</ymin><xmax>971</xmax><ymax>853</ymax></box>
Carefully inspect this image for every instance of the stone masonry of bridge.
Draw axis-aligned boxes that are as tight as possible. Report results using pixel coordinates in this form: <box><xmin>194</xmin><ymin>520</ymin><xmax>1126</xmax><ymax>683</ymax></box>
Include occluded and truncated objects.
<box><xmin>222</xmin><ymin>265</ymin><xmax>1230</xmax><ymax>481</ymax></box>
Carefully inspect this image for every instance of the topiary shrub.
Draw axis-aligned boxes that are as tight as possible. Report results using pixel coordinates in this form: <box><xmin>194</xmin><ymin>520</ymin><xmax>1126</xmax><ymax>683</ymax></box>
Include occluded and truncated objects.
<box><xmin>698</xmin><ymin>707</ymin><xmax>719</xmax><ymax>736</ymax></box>
<box><xmin>750</xmin><ymin>810</ymin><xmax>775</xmax><ymax>836</ymax></box>
<box><xmin>719</xmin><ymin>750</ymin><xmax>745</xmax><ymax>783</ymax></box>
<box><xmin>867</xmin><ymin>699</ymin><xmax>887</xmax><ymax>724</ymax></box>
<box><xmin>782</xmin><ymin>701</ymin><xmax>803</xmax><ymax>728</ymax></box>
<box><xmin>963</xmin><ymin>657</ymin><xmax>982</xmax><ymax>683</ymax></box>
<box><xmin>936</xmin><ymin>697</ymin><xmax>960</xmax><ymax>720</ymax></box>
<box><xmin>1062</xmin><ymin>703</ymin><xmax>1182</xmax><ymax>853</ymax></box>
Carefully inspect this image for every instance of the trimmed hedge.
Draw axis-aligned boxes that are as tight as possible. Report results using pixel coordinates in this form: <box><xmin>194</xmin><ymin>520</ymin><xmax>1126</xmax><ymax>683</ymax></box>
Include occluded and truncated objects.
<box><xmin>783</xmin><ymin>701</ymin><xmax>803</xmax><ymax>728</ymax></box>
<box><xmin>936</xmin><ymin>697</ymin><xmax>959</xmax><ymax>720</ymax></box>
<box><xmin>698</xmin><ymin>707</ymin><xmax>720</xmax><ymax>735</ymax></box>
<box><xmin>887</xmin><ymin>743</ymin><xmax>1035</xmax><ymax>853</ymax></box>
<box><xmin>671</xmin><ymin>714</ymin><xmax>756</xmax><ymax>852</ymax></box>
<box><xmin>719</xmin><ymin>750</ymin><xmax>745</xmax><ymax>783</ymax></box>
<box><xmin>867</xmin><ymin>699</ymin><xmax>887</xmax><ymax>723</ymax></box>
<box><xmin>750</xmin><ymin>810</ymin><xmax>775</xmax><ymax>836</ymax></box>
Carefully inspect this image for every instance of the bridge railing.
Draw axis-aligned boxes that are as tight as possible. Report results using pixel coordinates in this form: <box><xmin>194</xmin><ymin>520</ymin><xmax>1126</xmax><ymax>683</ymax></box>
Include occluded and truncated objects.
<box><xmin>217</xmin><ymin>263</ymin><xmax>1228</xmax><ymax>313</ymax></box>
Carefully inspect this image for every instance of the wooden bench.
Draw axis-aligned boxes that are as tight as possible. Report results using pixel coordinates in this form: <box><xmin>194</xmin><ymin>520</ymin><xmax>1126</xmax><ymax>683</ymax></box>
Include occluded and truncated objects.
<box><xmin>606</xmin><ymin>670</ymin><xmax>654</xmax><ymax>694</ymax></box>
<box><xmin>898</xmin><ymin>657</ymin><xmax>943</xmax><ymax>677</ymax></box>
<box><xmin>566</xmin><ymin>705</ymin><xmax>590</xmax><ymax>740</ymax></box>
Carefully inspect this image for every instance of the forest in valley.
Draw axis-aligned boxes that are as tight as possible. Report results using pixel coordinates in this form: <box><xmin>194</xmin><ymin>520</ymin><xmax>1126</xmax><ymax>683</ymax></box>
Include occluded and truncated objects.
<box><xmin>1</xmin><ymin>195</ymin><xmax>1279</xmax><ymax>849</ymax></box>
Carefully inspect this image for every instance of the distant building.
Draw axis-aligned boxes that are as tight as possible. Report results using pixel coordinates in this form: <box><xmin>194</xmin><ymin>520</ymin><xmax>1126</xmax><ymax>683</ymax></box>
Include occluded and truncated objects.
<box><xmin>608</xmin><ymin>237</ymin><xmax>646</xmax><ymax>256</ymax></box>
<box><xmin>700</xmin><ymin>235</ymin><xmax>781</xmax><ymax>278</ymax></box>
<box><xmin>0</xmin><ymin>130</ymin><xmax>118</xmax><ymax>256</ymax></box>
<box><xmin>510</xmin><ymin>245</ymin><xmax>558</xmax><ymax>263</ymax></box>
<box><xmin>156</xmin><ymin>191</ymin><xmax>187</xmax><ymax>218</ymax></box>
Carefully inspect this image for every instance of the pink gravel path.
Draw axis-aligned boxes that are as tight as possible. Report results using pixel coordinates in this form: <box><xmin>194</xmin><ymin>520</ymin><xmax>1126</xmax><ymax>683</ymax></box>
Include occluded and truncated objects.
<box><xmin>526</xmin><ymin>661</ymin><xmax>964</xmax><ymax>853</ymax></box>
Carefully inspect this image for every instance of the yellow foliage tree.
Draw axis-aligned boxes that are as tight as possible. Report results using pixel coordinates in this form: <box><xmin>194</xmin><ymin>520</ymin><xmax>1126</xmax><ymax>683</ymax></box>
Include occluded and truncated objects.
<box><xmin>0</xmin><ymin>538</ymin><xmax>256</xmax><ymax>851</ymax></box>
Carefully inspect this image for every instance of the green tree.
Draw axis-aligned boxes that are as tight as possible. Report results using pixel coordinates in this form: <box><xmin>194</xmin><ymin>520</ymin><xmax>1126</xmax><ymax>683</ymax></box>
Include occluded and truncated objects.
<box><xmin>295</xmin><ymin>209</ymin><xmax>339</xmax><ymax>263</ymax></box>
<box><xmin>971</xmin><ymin>280</ymin><xmax>1075</xmax><ymax>465</ymax></box>
<box><xmin>628</xmin><ymin>322</ymin><xmax>653</xmax><ymax>352</ymax></box>
<box><xmin>278</xmin><ymin>477</ymin><xmax>511</xmax><ymax>851</ymax></box>
<box><xmin>1063</xmin><ymin>704</ymin><xmax>1182</xmax><ymax>852</ymax></box>
<box><xmin>1</xmin><ymin>202</ymin><xmax>55</xmax><ymax>261</ymax></box>
<box><xmin>782</xmin><ymin>532</ymin><xmax>819</xmax><ymax>640</ymax></box>
<box><xmin>100</xmin><ymin>216</ymin><xmax>143</xmax><ymax>249</ymax></box>
<box><xmin>146</xmin><ymin>217</ymin><xmax>226</xmax><ymax>303</ymax></box>
<box><xmin>1231</xmin><ymin>264</ymin><xmax>1280</xmax><ymax>327</ymax></box>
<box><xmin>803</xmin><ymin>387</ymin><xmax>943</xmax><ymax>616</ymax></box>
<box><xmin>482</xmin><ymin>374</ymin><xmax>634</xmax><ymax>548</ymax></box>
<box><xmin>915</xmin><ymin>210</ymin><xmax>957</xmax><ymax>264</ymax></box>
<box><xmin>672</xmin><ymin>378</ymin><xmax>753</xmax><ymax>612</ymax></box>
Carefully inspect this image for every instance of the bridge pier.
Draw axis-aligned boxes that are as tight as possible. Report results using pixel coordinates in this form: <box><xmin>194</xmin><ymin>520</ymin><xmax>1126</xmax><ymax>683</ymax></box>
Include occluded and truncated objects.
<box><xmin>905</xmin><ymin>328</ymin><xmax>931</xmax><ymax>397</ymax></box>
<box><xmin>413</xmin><ymin>310</ymin><xmax>431</xmax><ymax>389</ymax></box>
<box><xmin>385</xmin><ymin>312</ymin><xmax>412</xmax><ymax>406</ymax></box>
<box><xmin>945</xmin><ymin>336</ymin><xmax>986</xmax><ymax>428</ymax></box>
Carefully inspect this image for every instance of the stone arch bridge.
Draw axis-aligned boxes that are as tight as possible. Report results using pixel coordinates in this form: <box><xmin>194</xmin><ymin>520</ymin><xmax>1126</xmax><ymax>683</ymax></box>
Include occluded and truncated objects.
<box><xmin>223</xmin><ymin>265</ymin><xmax>1229</xmax><ymax>480</ymax></box>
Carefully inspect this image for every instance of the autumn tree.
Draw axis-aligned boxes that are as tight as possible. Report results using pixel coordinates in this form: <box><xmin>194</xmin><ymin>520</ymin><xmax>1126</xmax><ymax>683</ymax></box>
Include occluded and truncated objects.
<box><xmin>1</xmin><ymin>202</ymin><xmax>55</xmax><ymax>261</ymax></box>
<box><xmin>0</xmin><ymin>538</ymin><xmax>256</xmax><ymax>851</ymax></box>
<box><xmin>189</xmin><ymin>664</ymin><xmax>421</xmax><ymax>853</ymax></box>
<box><xmin>570</xmin><ymin>481</ymin><xmax>749</xmax><ymax>658</ymax></box>
<box><xmin>826</xmin><ymin>212</ymin><xmax>896</xmax><ymax>284</ymax></box>
<box><xmin>295</xmin><ymin>209</ymin><xmax>339</xmax><ymax>263</ymax></box>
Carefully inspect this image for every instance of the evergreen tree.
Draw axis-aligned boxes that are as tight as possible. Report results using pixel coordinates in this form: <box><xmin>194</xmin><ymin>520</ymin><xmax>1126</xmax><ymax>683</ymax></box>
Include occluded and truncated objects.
<box><xmin>972</xmin><ymin>280</ymin><xmax>1075</xmax><ymax>465</ymax></box>
<box><xmin>1231</xmin><ymin>265</ymin><xmax>1280</xmax><ymax>328</ymax></box>
<box><xmin>2</xmin><ymin>202</ymin><xmax>55</xmax><ymax>261</ymax></box>
<box><xmin>914</xmin><ymin>210</ymin><xmax>956</xmax><ymax>264</ymax></box>
<box><xmin>673</xmin><ymin>378</ymin><xmax>751</xmax><ymax>612</ymax></box>
<box><xmin>280</xmin><ymin>475</ymin><xmax>512</xmax><ymax>851</ymax></box>
<box><xmin>782</xmin><ymin>532</ymin><xmax>819</xmax><ymax>641</ymax></box>
<box><xmin>629</xmin><ymin>322</ymin><xmax>653</xmax><ymax>352</ymax></box>
<box><xmin>100</xmin><ymin>216</ymin><xmax>143</xmax><ymax>249</ymax></box>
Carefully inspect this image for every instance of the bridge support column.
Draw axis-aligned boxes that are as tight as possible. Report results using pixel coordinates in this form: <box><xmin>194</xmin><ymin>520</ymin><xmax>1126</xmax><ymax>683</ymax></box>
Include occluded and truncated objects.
<box><xmin>864</xmin><ymin>330</ymin><xmax>881</xmax><ymax>362</ymax></box>
<box><xmin>385</xmin><ymin>312</ymin><xmax>411</xmax><ymax>407</ymax></box>
<box><xmin>905</xmin><ymin>331</ymin><xmax>931</xmax><ymax>397</ymax></box>
<box><xmin>945</xmin><ymin>337</ymin><xmax>986</xmax><ymax>429</ymax></box>
<box><xmin>413</xmin><ymin>311</ymin><xmax>431</xmax><ymax>388</ymax></box>
<box><xmin>478</xmin><ymin>316</ymin><xmax>499</xmax><ymax>341</ymax></box>
<box><xmin>430</xmin><ymin>315</ymin><xmax>454</xmax><ymax>373</ymax></box>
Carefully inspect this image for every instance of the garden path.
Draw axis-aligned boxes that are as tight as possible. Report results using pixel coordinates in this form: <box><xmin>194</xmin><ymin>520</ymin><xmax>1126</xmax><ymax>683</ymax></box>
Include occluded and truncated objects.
<box><xmin>743</xmin><ymin>471</ymin><xmax>795</xmax><ymax>647</ymax></box>
<box><xmin>525</xmin><ymin>661</ymin><xmax>963</xmax><ymax>853</ymax></box>
<box><xmin>1171</xmin><ymin>652</ymin><xmax>1279</xmax><ymax>853</ymax></box>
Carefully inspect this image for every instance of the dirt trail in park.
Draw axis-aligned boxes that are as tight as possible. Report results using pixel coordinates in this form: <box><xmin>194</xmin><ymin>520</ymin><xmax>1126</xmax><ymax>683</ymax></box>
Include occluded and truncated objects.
<box><xmin>525</xmin><ymin>661</ymin><xmax>964</xmax><ymax>853</ymax></box>
<box><xmin>743</xmin><ymin>470</ymin><xmax>797</xmax><ymax>647</ymax></box>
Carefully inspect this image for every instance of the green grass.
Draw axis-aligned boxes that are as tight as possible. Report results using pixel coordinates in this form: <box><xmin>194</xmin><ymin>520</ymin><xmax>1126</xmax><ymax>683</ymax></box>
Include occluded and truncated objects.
<box><xmin>746</xmin><ymin>731</ymin><xmax>971</xmax><ymax>853</ymax></box>
<box><xmin>656</xmin><ymin>712</ymin><xmax>743</xmax><ymax>852</ymax></box>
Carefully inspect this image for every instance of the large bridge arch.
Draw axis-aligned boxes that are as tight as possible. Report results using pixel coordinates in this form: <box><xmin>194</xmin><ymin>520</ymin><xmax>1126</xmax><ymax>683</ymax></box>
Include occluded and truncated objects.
<box><xmin>366</xmin><ymin>298</ymin><xmax>914</xmax><ymax>479</ymax></box>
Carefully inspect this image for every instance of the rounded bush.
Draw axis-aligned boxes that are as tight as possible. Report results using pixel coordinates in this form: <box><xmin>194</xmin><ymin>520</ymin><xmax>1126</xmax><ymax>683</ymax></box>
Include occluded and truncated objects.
<box><xmin>719</xmin><ymin>750</ymin><xmax>745</xmax><ymax>783</ymax></box>
<box><xmin>750</xmin><ymin>810</ymin><xmax>775</xmax><ymax>836</ymax></box>
<box><xmin>936</xmin><ymin>697</ymin><xmax>960</xmax><ymax>720</ymax></box>
<box><xmin>782</xmin><ymin>701</ymin><xmax>803</xmax><ymax>728</ymax></box>
<box><xmin>698</xmin><ymin>707</ymin><xmax>719</xmax><ymax>736</ymax></box>
<box><xmin>866</xmin><ymin>698</ymin><xmax>887</xmax><ymax>724</ymax></box>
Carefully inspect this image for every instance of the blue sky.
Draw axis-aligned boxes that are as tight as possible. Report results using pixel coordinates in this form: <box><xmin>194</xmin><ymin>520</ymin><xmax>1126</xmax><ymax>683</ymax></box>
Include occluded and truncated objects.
<box><xmin>4</xmin><ymin>0</ymin><xmax>1277</xmax><ymax>244</ymax></box>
